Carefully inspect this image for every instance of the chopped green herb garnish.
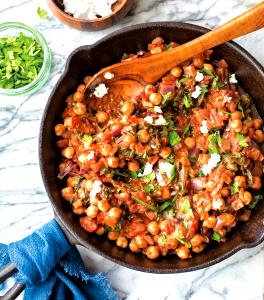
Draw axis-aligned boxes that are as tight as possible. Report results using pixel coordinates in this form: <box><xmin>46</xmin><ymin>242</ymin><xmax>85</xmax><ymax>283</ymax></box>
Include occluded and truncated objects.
<box><xmin>142</xmin><ymin>101</ymin><xmax>153</xmax><ymax>107</ymax></box>
<box><xmin>82</xmin><ymin>134</ymin><xmax>93</xmax><ymax>146</ymax></box>
<box><xmin>130</xmin><ymin>171</ymin><xmax>138</xmax><ymax>179</ymax></box>
<box><xmin>201</xmin><ymin>87</ymin><xmax>209</xmax><ymax>96</ymax></box>
<box><xmin>0</xmin><ymin>32</ymin><xmax>44</xmax><ymax>89</ymax></box>
<box><xmin>189</xmin><ymin>155</ymin><xmax>196</xmax><ymax>164</ymax></box>
<box><xmin>162</xmin><ymin>92</ymin><xmax>172</xmax><ymax>105</ymax></box>
<box><xmin>181</xmin><ymin>198</ymin><xmax>192</xmax><ymax>216</ymax></box>
<box><xmin>165</xmin><ymin>44</ymin><xmax>173</xmax><ymax>51</ymax></box>
<box><xmin>237</xmin><ymin>102</ymin><xmax>245</xmax><ymax>117</ymax></box>
<box><xmin>105</xmin><ymin>225</ymin><xmax>112</xmax><ymax>233</ymax></box>
<box><xmin>209</xmin><ymin>130</ymin><xmax>221</xmax><ymax>154</ymax></box>
<box><xmin>159</xmin><ymin>234</ymin><xmax>167</xmax><ymax>245</ymax></box>
<box><xmin>132</xmin><ymin>196</ymin><xmax>156</xmax><ymax>211</ymax></box>
<box><xmin>114</xmin><ymin>170</ymin><xmax>128</xmax><ymax>178</ymax></box>
<box><xmin>115</xmin><ymin>220</ymin><xmax>123</xmax><ymax>232</ymax></box>
<box><xmin>236</xmin><ymin>133</ymin><xmax>248</xmax><ymax>148</ymax></box>
<box><xmin>249</xmin><ymin>194</ymin><xmax>263</xmax><ymax>209</ymax></box>
<box><xmin>74</xmin><ymin>176</ymin><xmax>85</xmax><ymax>192</ymax></box>
<box><xmin>169</xmin><ymin>131</ymin><xmax>181</xmax><ymax>146</ymax></box>
<box><xmin>37</xmin><ymin>6</ymin><xmax>48</xmax><ymax>19</ymax></box>
<box><xmin>198</xmin><ymin>170</ymin><xmax>205</xmax><ymax>177</ymax></box>
<box><xmin>212</xmin><ymin>231</ymin><xmax>221</xmax><ymax>242</ymax></box>
<box><xmin>199</xmin><ymin>68</ymin><xmax>213</xmax><ymax>76</ymax></box>
<box><xmin>179</xmin><ymin>77</ymin><xmax>188</xmax><ymax>84</ymax></box>
<box><xmin>141</xmin><ymin>171</ymin><xmax>155</xmax><ymax>183</ymax></box>
<box><xmin>157</xmin><ymin>201</ymin><xmax>172</xmax><ymax>214</ymax></box>
<box><xmin>183</xmin><ymin>94</ymin><xmax>192</xmax><ymax>108</ymax></box>
<box><xmin>218</xmin><ymin>109</ymin><xmax>231</xmax><ymax>115</ymax></box>
<box><xmin>231</xmin><ymin>181</ymin><xmax>239</xmax><ymax>195</ymax></box>
<box><xmin>168</xmin><ymin>164</ymin><xmax>176</xmax><ymax>183</ymax></box>
<box><xmin>183</xmin><ymin>124</ymin><xmax>190</xmax><ymax>135</ymax></box>
<box><xmin>143</xmin><ymin>184</ymin><xmax>155</xmax><ymax>193</ymax></box>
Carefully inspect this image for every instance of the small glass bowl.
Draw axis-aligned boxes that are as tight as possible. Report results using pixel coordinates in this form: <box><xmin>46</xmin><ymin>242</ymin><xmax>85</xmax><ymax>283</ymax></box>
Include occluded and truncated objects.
<box><xmin>0</xmin><ymin>22</ymin><xmax>52</xmax><ymax>96</ymax></box>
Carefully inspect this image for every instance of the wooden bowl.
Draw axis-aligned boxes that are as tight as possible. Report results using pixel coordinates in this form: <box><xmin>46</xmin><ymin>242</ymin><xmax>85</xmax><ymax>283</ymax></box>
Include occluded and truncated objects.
<box><xmin>47</xmin><ymin>0</ymin><xmax>134</xmax><ymax>31</ymax></box>
<box><xmin>39</xmin><ymin>22</ymin><xmax>264</xmax><ymax>273</ymax></box>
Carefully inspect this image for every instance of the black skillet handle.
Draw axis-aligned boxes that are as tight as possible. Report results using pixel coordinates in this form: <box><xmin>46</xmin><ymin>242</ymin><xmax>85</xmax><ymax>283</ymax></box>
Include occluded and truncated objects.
<box><xmin>0</xmin><ymin>262</ymin><xmax>25</xmax><ymax>300</ymax></box>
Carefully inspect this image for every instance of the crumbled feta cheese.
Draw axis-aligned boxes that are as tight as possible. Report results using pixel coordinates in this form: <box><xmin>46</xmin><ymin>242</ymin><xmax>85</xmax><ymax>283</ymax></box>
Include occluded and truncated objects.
<box><xmin>229</xmin><ymin>74</ymin><xmax>238</xmax><ymax>84</ymax></box>
<box><xmin>191</xmin><ymin>85</ymin><xmax>202</xmax><ymax>98</ymax></box>
<box><xmin>195</xmin><ymin>72</ymin><xmax>204</xmax><ymax>82</ymax></box>
<box><xmin>155</xmin><ymin>171</ymin><xmax>166</xmax><ymax>186</ymax></box>
<box><xmin>225</xmin><ymin>127</ymin><xmax>230</xmax><ymax>132</ymax></box>
<box><xmin>87</xmin><ymin>151</ymin><xmax>95</xmax><ymax>160</ymax></box>
<box><xmin>200</xmin><ymin>120</ymin><xmax>209</xmax><ymax>134</ymax></box>
<box><xmin>212</xmin><ymin>198</ymin><xmax>222</xmax><ymax>210</ymax></box>
<box><xmin>104</xmin><ymin>72</ymin><xmax>114</xmax><ymax>80</ymax></box>
<box><xmin>201</xmin><ymin>153</ymin><xmax>221</xmax><ymax>176</ymax></box>
<box><xmin>155</xmin><ymin>115</ymin><xmax>167</xmax><ymax>125</ymax></box>
<box><xmin>78</xmin><ymin>154</ymin><xmax>87</xmax><ymax>163</ymax></box>
<box><xmin>63</xmin><ymin>0</ymin><xmax>117</xmax><ymax>19</ymax></box>
<box><xmin>94</xmin><ymin>83</ymin><xmax>108</xmax><ymax>98</ymax></box>
<box><xmin>144</xmin><ymin>116</ymin><xmax>153</xmax><ymax>124</ymax></box>
<box><xmin>90</xmin><ymin>180</ymin><xmax>102</xmax><ymax>201</ymax></box>
<box><xmin>138</xmin><ymin>163</ymin><xmax>153</xmax><ymax>177</ymax></box>
<box><xmin>154</xmin><ymin>106</ymin><xmax>162</xmax><ymax>113</ymax></box>
<box><xmin>159</xmin><ymin>161</ymin><xmax>174</xmax><ymax>179</ymax></box>
<box><xmin>223</xmin><ymin>96</ymin><xmax>232</xmax><ymax>104</ymax></box>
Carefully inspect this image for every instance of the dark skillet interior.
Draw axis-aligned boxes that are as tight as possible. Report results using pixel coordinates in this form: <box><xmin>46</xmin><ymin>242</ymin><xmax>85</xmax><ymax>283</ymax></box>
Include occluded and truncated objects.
<box><xmin>39</xmin><ymin>22</ymin><xmax>264</xmax><ymax>273</ymax></box>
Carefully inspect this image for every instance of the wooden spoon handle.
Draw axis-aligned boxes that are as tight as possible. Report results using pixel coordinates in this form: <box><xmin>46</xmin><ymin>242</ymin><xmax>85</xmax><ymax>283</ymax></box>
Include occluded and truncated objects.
<box><xmin>139</xmin><ymin>2</ymin><xmax>264</xmax><ymax>82</ymax></box>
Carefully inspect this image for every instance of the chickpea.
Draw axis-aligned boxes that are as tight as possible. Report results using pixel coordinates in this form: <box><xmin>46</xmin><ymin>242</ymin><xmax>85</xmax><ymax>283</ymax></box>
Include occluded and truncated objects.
<box><xmin>217</xmin><ymin>213</ymin><xmax>235</xmax><ymax>227</ymax></box>
<box><xmin>62</xmin><ymin>146</ymin><xmax>75</xmax><ymax>159</ymax></box>
<box><xmin>253</xmin><ymin>130</ymin><xmax>264</xmax><ymax>144</ymax></box>
<box><xmin>128</xmin><ymin>161</ymin><xmax>139</xmax><ymax>172</ymax></box>
<box><xmin>193</xmin><ymin>57</ymin><xmax>204</xmax><ymax>68</ymax></box>
<box><xmin>98</xmin><ymin>201</ymin><xmax>111</xmax><ymax>212</ymax></box>
<box><xmin>190</xmin><ymin>234</ymin><xmax>204</xmax><ymax>247</ymax></box>
<box><xmin>73</xmin><ymin>207</ymin><xmax>86</xmax><ymax>215</ymax></box>
<box><xmin>251</xmin><ymin>176</ymin><xmax>261</xmax><ymax>190</ymax></box>
<box><xmin>119</xmin><ymin>159</ymin><xmax>126</xmax><ymax>168</ymax></box>
<box><xmin>85</xmin><ymin>180</ymin><xmax>93</xmax><ymax>191</ymax></box>
<box><xmin>116</xmin><ymin>236</ymin><xmax>128</xmax><ymax>248</ymax></box>
<box><xmin>83</xmin><ymin>75</ymin><xmax>92</xmax><ymax>85</ymax></box>
<box><xmin>55</xmin><ymin>124</ymin><xmax>66</xmax><ymax>136</ymax></box>
<box><xmin>86</xmin><ymin>205</ymin><xmax>99</xmax><ymax>218</ymax></box>
<box><xmin>129</xmin><ymin>241</ymin><xmax>140</xmax><ymax>253</ymax></box>
<box><xmin>248</xmin><ymin>148</ymin><xmax>261</xmax><ymax>160</ymax></box>
<box><xmin>107</xmin><ymin>156</ymin><xmax>119</xmax><ymax>168</ymax></box>
<box><xmin>96</xmin><ymin>111</ymin><xmax>109</xmax><ymax>123</ymax></box>
<box><xmin>123</xmin><ymin>134</ymin><xmax>136</xmax><ymax>147</ymax></box>
<box><xmin>108</xmin><ymin>207</ymin><xmax>122</xmax><ymax>219</ymax></box>
<box><xmin>170</xmin><ymin>66</ymin><xmax>182</xmax><ymax>78</ymax></box>
<box><xmin>73</xmin><ymin>103</ymin><xmax>86</xmax><ymax>115</ymax></box>
<box><xmin>231</xmin><ymin>111</ymin><xmax>243</xmax><ymax>120</ymax></box>
<box><xmin>137</xmin><ymin>129</ymin><xmax>150</xmax><ymax>143</ymax></box>
<box><xmin>230</xmin><ymin>119</ymin><xmax>243</xmax><ymax>132</ymax></box>
<box><xmin>61</xmin><ymin>187</ymin><xmax>74</xmax><ymax>201</ymax></box>
<box><xmin>96</xmin><ymin>226</ymin><xmax>105</xmax><ymax>235</ymax></box>
<box><xmin>254</xmin><ymin>119</ymin><xmax>262</xmax><ymax>129</ymax></box>
<box><xmin>73</xmin><ymin>91</ymin><xmax>84</xmax><ymax>102</ymax></box>
<box><xmin>192</xmin><ymin>244</ymin><xmax>206</xmax><ymax>253</ymax></box>
<box><xmin>101</xmin><ymin>144</ymin><xmax>112</xmax><ymax>157</ymax></box>
<box><xmin>108</xmin><ymin>231</ymin><xmax>120</xmax><ymax>241</ymax></box>
<box><xmin>64</xmin><ymin>116</ymin><xmax>72</xmax><ymax>128</ymax></box>
<box><xmin>147</xmin><ymin>221</ymin><xmax>160</xmax><ymax>235</ymax></box>
<box><xmin>121</xmin><ymin>101</ymin><xmax>135</xmax><ymax>115</ymax></box>
<box><xmin>176</xmin><ymin>246</ymin><xmax>190</xmax><ymax>259</ymax></box>
<box><xmin>146</xmin><ymin>246</ymin><xmax>160</xmax><ymax>259</ymax></box>
<box><xmin>159</xmin><ymin>146</ymin><xmax>172</xmax><ymax>158</ymax></box>
<box><xmin>150</xmin><ymin>47</ymin><xmax>162</xmax><ymax>54</ymax></box>
<box><xmin>203</xmin><ymin>216</ymin><xmax>217</xmax><ymax>228</ymax></box>
<box><xmin>134</xmin><ymin>235</ymin><xmax>148</xmax><ymax>248</ymax></box>
<box><xmin>203</xmin><ymin>63</ymin><xmax>214</xmax><ymax>73</ymax></box>
<box><xmin>242</xmin><ymin>191</ymin><xmax>252</xmax><ymax>205</ymax></box>
<box><xmin>234</xmin><ymin>175</ymin><xmax>247</xmax><ymax>187</ymax></box>
<box><xmin>152</xmin><ymin>37</ymin><xmax>164</xmax><ymax>45</ymax></box>
<box><xmin>184</xmin><ymin>137</ymin><xmax>196</xmax><ymax>149</ymax></box>
<box><xmin>149</xmin><ymin>93</ymin><xmax>162</xmax><ymax>105</ymax></box>
<box><xmin>144</xmin><ymin>84</ymin><xmax>156</xmax><ymax>96</ymax></box>
<box><xmin>67</xmin><ymin>176</ymin><xmax>78</xmax><ymax>187</ymax></box>
<box><xmin>77</xmin><ymin>84</ymin><xmax>86</xmax><ymax>93</ymax></box>
<box><xmin>220</xmin><ymin>188</ymin><xmax>230</xmax><ymax>197</ymax></box>
<box><xmin>73</xmin><ymin>199</ymin><xmax>82</xmax><ymax>209</ymax></box>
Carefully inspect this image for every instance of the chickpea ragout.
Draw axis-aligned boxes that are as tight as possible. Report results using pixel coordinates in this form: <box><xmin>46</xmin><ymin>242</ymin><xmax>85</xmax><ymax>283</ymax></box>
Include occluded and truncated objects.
<box><xmin>55</xmin><ymin>37</ymin><xmax>264</xmax><ymax>260</ymax></box>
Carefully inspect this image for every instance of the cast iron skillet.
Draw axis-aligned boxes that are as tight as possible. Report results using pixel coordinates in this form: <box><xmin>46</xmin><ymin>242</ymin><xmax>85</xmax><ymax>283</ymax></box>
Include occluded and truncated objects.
<box><xmin>39</xmin><ymin>22</ymin><xmax>264</xmax><ymax>273</ymax></box>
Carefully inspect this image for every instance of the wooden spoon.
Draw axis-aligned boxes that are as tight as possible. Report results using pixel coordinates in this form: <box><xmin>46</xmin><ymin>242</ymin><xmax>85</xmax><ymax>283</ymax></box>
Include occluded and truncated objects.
<box><xmin>85</xmin><ymin>2</ymin><xmax>264</xmax><ymax>100</ymax></box>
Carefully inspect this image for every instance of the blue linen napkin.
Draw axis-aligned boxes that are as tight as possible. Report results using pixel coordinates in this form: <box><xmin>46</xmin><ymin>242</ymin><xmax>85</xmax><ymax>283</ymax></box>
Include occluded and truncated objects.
<box><xmin>0</xmin><ymin>219</ymin><xmax>119</xmax><ymax>300</ymax></box>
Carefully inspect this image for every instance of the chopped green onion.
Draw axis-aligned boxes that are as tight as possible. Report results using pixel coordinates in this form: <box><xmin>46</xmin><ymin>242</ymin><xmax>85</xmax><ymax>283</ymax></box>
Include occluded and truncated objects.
<box><xmin>218</xmin><ymin>109</ymin><xmax>231</xmax><ymax>115</ymax></box>
<box><xmin>212</xmin><ymin>232</ymin><xmax>221</xmax><ymax>242</ymax></box>
<box><xmin>249</xmin><ymin>194</ymin><xmax>263</xmax><ymax>209</ymax></box>
<box><xmin>162</xmin><ymin>92</ymin><xmax>172</xmax><ymax>105</ymax></box>
<box><xmin>231</xmin><ymin>181</ymin><xmax>239</xmax><ymax>195</ymax></box>
<box><xmin>201</xmin><ymin>87</ymin><xmax>209</xmax><ymax>96</ymax></box>
<box><xmin>130</xmin><ymin>171</ymin><xmax>138</xmax><ymax>179</ymax></box>
<box><xmin>141</xmin><ymin>171</ymin><xmax>155</xmax><ymax>183</ymax></box>
<box><xmin>183</xmin><ymin>124</ymin><xmax>190</xmax><ymax>135</ymax></box>
<box><xmin>183</xmin><ymin>94</ymin><xmax>192</xmax><ymax>108</ymax></box>
<box><xmin>199</xmin><ymin>68</ymin><xmax>213</xmax><ymax>76</ymax></box>
<box><xmin>169</xmin><ymin>131</ymin><xmax>181</xmax><ymax>146</ymax></box>
<box><xmin>132</xmin><ymin>196</ymin><xmax>156</xmax><ymax>211</ymax></box>
<box><xmin>236</xmin><ymin>133</ymin><xmax>248</xmax><ymax>148</ymax></box>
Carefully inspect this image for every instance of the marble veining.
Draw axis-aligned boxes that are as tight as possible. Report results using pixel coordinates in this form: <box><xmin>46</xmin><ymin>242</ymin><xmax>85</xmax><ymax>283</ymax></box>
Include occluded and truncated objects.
<box><xmin>0</xmin><ymin>0</ymin><xmax>264</xmax><ymax>299</ymax></box>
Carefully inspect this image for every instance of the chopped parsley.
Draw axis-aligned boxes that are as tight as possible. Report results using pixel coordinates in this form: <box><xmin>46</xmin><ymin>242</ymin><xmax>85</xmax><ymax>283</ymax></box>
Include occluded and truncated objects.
<box><xmin>130</xmin><ymin>171</ymin><xmax>138</xmax><ymax>179</ymax></box>
<box><xmin>157</xmin><ymin>201</ymin><xmax>172</xmax><ymax>214</ymax></box>
<box><xmin>236</xmin><ymin>133</ymin><xmax>248</xmax><ymax>148</ymax></box>
<box><xmin>231</xmin><ymin>181</ymin><xmax>239</xmax><ymax>195</ymax></box>
<box><xmin>141</xmin><ymin>171</ymin><xmax>156</xmax><ymax>183</ymax></box>
<box><xmin>237</xmin><ymin>102</ymin><xmax>245</xmax><ymax>117</ymax></box>
<box><xmin>183</xmin><ymin>94</ymin><xmax>192</xmax><ymax>108</ymax></box>
<box><xmin>168</xmin><ymin>164</ymin><xmax>176</xmax><ymax>183</ymax></box>
<box><xmin>201</xmin><ymin>87</ymin><xmax>209</xmax><ymax>96</ymax></box>
<box><xmin>82</xmin><ymin>134</ymin><xmax>93</xmax><ymax>146</ymax></box>
<box><xmin>0</xmin><ymin>32</ymin><xmax>44</xmax><ymax>89</ymax></box>
<box><xmin>169</xmin><ymin>131</ymin><xmax>181</xmax><ymax>146</ymax></box>
<box><xmin>37</xmin><ymin>6</ymin><xmax>48</xmax><ymax>19</ymax></box>
<box><xmin>162</xmin><ymin>92</ymin><xmax>172</xmax><ymax>105</ymax></box>
<box><xmin>189</xmin><ymin>155</ymin><xmax>196</xmax><ymax>164</ymax></box>
<box><xmin>181</xmin><ymin>198</ymin><xmax>192</xmax><ymax>216</ymax></box>
<box><xmin>209</xmin><ymin>130</ymin><xmax>221</xmax><ymax>154</ymax></box>
<box><xmin>199</xmin><ymin>68</ymin><xmax>213</xmax><ymax>76</ymax></box>
<box><xmin>212</xmin><ymin>231</ymin><xmax>221</xmax><ymax>242</ymax></box>
<box><xmin>105</xmin><ymin>225</ymin><xmax>112</xmax><ymax>233</ymax></box>
<box><xmin>165</xmin><ymin>44</ymin><xmax>173</xmax><ymax>51</ymax></box>
<box><xmin>143</xmin><ymin>184</ymin><xmax>155</xmax><ymax>193</ymax></box>
<box><xmin>183</xmin><ymin>124</ymin><xmax>190</xmax><ymax>135</ymax></box>
<box><xmin>248</xmin><ymin>194</ymin><xmax>263</xmax><ymax>209</ymax></box>
<box><xmin>179</xmin><ymin>77</ymin><xmax>188</xmax><ymax>84</ymax></box>
<box><xmin>131</xmin><ymin>196</ymin><xmax>156</xmax><ymax>211</ymax></box>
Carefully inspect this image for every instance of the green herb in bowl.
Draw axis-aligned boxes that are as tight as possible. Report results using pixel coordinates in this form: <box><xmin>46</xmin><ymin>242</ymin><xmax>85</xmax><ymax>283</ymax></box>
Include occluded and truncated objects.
<box><xmin>0</xmin><ymin>32</ymin><xmax>44</xmax><ymax>89</ymax></box>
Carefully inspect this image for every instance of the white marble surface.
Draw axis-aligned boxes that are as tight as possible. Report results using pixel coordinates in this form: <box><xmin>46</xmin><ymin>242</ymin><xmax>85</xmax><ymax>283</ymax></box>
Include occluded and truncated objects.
<box><xmin>0</xmin><ymin>0</ymin><xmax>264</xmax><ymax>299</ymax></box>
